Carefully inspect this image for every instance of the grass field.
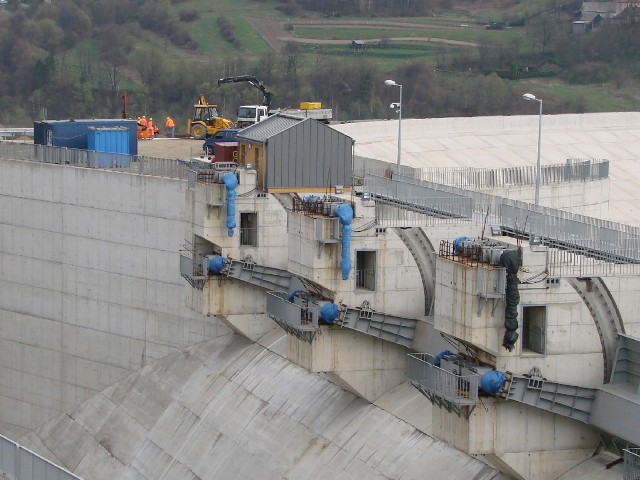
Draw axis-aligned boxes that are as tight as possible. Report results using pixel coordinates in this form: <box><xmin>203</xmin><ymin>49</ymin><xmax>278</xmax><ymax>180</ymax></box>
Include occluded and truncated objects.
<box><xmin>163</xmin><ymin>0</ymin><xmax>638</xmax><ymax>114</ymax></box>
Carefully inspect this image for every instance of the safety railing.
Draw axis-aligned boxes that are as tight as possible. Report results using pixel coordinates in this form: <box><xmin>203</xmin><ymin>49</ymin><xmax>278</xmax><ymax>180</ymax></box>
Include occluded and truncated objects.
<box><xmin>623</xmin><ymin>448</ymin><xmax>640</xmax><ymax>480</ymax></box>
<box><xmin>546</xmin><ymin>246</ymin><xmax>640</xmax><ymax>277</ymax></box>
<box><xmin>266</xmin><ymin>291</ymin><xmax>318</xmax><ymax>332</ymax></box>
<box><xmin>240</xmin><ymin>226</ymin><xmax>258</xmax><ymax>247</ymax></box>
<box><xmin>353</xmin><ymin>155</ymin><xmax>609</xmax><ymax>189</ymax></box>
<box><xmin>364</xmin><ymin>171</ymin><xmax>640</xmax><ymax>268</ymax></box>
<box><xmin>0</xmin><ymin>434</ymin><xmax>82</xmax><ymax>480</ymax></box>
<box><xmin>407</xmin><ymin>353</ymin><xmax>480</xmax><ymax>406</ymax></box>
<box><xmin>355</xmin><ymin>268</ymin><xmax>376</xmax><ymax>291</ymax></box>
<box><xmin>0</xmin><ymin>141</ymin><xmax>189</xmax><ymax>178</ymax></box>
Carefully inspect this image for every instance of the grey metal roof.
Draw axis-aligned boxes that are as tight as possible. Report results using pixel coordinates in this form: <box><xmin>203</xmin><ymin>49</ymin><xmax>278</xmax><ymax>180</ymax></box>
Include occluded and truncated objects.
<box><xmin>582</xmin><ymin>1</ymin><xmax>625</xmax><ymax>16</ymax></box>
<box><xmin>578</xmin><ymin>11</ymin><xmax>600</xmax><ymax>22</ymax></box>
<box><xmin>237</xmin><ymin>114</ymin><xmax>304</xmax><ymax>144</ymax></box>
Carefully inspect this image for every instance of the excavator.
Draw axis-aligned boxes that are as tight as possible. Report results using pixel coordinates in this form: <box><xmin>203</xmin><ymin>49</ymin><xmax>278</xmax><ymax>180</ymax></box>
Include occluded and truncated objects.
<box><xmin>187</xmin><ymin>95</ymin><xmax>235</xmax><ymax>140</ymax></box>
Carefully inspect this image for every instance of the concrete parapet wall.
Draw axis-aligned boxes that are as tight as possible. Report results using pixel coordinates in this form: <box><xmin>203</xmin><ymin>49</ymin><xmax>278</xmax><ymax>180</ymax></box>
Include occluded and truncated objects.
<box><xmin>0</xmin><ymin>158</ymin><xmax>229</xmax><ymax>438</ymax></box>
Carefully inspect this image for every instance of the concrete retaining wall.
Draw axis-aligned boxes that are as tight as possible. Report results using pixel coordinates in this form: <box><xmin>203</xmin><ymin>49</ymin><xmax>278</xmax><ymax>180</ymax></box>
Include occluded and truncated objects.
<box><xmin>0</xmin><ymin>158</ymin><xmax>229</xmax><ymax>438</ymax></box>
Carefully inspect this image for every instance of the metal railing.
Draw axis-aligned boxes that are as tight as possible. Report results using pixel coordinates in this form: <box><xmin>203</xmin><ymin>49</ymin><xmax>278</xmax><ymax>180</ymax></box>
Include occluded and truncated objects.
<box><xmin>266</xmin><ymin>291</ymin><xmax>318</xmax><ymax>332</ymax></box>
<box><xmin>355</xmin><ymin>268</ymin><xmax>376</xmax><ymax>291</ymax></box>
<box><xmin>240</xmin><ymin>226</ymin><xmax>258</xmax><ymax>246</ymax></box>
<box><xmin>0</xmin><ymin>434</ymin><xmax>82</xmax><ymax>480</ymax></box>
<box><xmin>363</xmin><ymin>172</ymin><xmax>640</xmax><ymax>269</ymax></box>
<box><xmin>353</xmin><ymin>155</ymin><xmax>609</xmax><ymax>190</ymax></box>
<box><xmin>624</xmin><ymin>448</ymin><xmax>640</xmax><ymax>480</ymax></box>
<box><xmin>407</xmin><ymin>353</ymin><xmax>480</xmax><ymax>406</ymax></box>
<box><xmin>0</xmin><ymin>141</ymin><xmax>189</xmax><ymax>178</ymax></box>
<box><xmin>546</xmin><ymin>246</ymin><xmax>640</xmax><ymax>277</ymax></box>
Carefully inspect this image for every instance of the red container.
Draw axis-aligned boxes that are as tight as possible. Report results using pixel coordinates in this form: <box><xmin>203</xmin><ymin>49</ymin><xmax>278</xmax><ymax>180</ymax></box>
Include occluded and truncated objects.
<box><xmin>214</xmin><ymin>141</ymin><xmax>238</xmax><ymax>163</ymax></box>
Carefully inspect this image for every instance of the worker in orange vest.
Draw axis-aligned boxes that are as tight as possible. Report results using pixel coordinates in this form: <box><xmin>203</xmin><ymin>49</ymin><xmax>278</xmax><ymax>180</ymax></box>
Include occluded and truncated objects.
<box><xmin>149</xmin><ymin>118</ymin><xmax>159</xmax><ymax>136</ymax></box>
<box><xmin>165</xmin><ymin>116</ymin><xmax>175</xmax><ymax>137</ymax></box>
<box><xmin>139</xmin><ymin>116</ymin><xmax>148</xmax><ymax>129</ymax></box>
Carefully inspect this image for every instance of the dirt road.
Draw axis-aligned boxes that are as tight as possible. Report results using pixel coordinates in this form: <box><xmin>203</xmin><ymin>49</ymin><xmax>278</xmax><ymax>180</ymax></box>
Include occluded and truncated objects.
<box><xmin>246</xmin><ymin>16</ymin><xmax>479</xmax><ymax>51</ymax></box>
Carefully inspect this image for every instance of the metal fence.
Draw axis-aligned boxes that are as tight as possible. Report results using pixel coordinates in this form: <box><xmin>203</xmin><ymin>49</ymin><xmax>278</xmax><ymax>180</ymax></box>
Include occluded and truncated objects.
<box><xmin>354</xmin><ymin>155</ymin><xmax>609</xmax><ymax>190</ymax></box>
<box><xmin>546</xmin><ymin>245</ymin><xmax>640</xmax><ymax>277</ymax></box>
<box><xmin>0</xmin><ymin>141</ymin><xmax>189</xmax><ymax>179</ymax></box>
<box><xmin>624</xmin><ymin>448</ymin><xmax>640</xmax><ymax>480</ymax></box>
<box><xmin>363</xmin><ymin>171</ymin><xmax>640</xmax><ymax>271</ymax></box>
<box><xmin>0</xmin><ymin>434</ymin><xmax>82</xmax><ymax>480</ymax></box>
<box><xmin>407</xmin><ymin>353</ymin><xmax>480</xmax><ymax>405</ymax></box>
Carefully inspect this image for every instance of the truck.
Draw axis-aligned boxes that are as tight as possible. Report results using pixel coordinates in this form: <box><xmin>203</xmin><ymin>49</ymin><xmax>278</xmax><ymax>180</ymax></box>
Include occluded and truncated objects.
<box><xmin>187</xmin><ymin>95</ymin><xmax>235</xmax><ymax>140</ymax></box>
<box><xmin>217</xmin><ymin>75</ymin><xmax>333</xmax><ymax>128</ymax></box>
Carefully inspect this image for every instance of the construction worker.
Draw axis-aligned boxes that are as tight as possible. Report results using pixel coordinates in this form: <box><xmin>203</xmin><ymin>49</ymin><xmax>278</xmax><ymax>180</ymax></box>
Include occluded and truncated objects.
<box><xmin>139</xmin><ymin>116</ymin><xmax>148</xmax><ymax>129</ymax></box>
<box><xmin>150</xmin><ymin>118</ymin><xmax>159</xmax><ymax>136</ymax></box>
<box><xmin>165</xmin><ymin>116</ymin><xmax>175</xmax><ymax>138</ymax></box>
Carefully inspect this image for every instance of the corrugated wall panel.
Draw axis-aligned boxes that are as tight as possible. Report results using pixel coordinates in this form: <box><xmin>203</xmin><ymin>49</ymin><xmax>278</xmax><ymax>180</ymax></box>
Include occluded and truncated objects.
<box><xmin>267</xmin><ymin>120</ymin><xmax>352</xmax><ymax>190</ymax></box>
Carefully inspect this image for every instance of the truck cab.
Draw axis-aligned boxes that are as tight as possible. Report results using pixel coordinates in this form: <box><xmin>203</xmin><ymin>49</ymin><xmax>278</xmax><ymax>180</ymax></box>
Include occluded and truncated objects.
<box><xmin>236</xmin><ymin>105</ymin><xmax>269</xmax><ymax>128</ymax></box>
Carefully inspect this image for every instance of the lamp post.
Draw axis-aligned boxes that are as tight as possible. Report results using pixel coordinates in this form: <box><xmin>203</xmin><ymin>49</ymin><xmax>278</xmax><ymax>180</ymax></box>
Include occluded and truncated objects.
<box><xmin>522</xmin><ymin>93</ymin><xmax>542</xmax><ymax>206</ymax></box>
<box><xmin>385</xmin><ymin>79</ymin><xmax>402</xmax><ymax>173</ymax></box>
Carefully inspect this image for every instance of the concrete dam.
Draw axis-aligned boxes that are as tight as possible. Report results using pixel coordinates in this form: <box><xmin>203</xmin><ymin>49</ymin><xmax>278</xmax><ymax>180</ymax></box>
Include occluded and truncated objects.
<box><xmin>0</xmin><ymin>149</ymin><xmax>505</xmax><ymax>479</ymax></box>
<box><xmin>3</xmin><ymin>111</ymin><xmax>640</xmax><ymax>479</ymax></box>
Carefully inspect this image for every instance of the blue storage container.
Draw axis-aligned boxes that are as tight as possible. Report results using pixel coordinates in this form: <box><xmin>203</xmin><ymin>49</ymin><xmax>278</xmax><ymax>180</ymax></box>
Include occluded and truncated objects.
<box><xmin>33</xmin><ymin>119</ymin><xmax>138</xmax><ymax>155</ymax></box>
<box><xmin>87</xmin><ymin>127</ymin><xmax>131</xmax><ymax>168</ymax></box>
<box><xmin>87</xmin><ymin>127</ymin><xmax>129</xmax><ymax>154</ymax></box>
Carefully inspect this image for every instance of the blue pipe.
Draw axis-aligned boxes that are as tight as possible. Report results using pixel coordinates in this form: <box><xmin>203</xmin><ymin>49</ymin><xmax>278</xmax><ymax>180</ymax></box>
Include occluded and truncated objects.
<box><xmin>222</xmin><ymin>172</ymin><xmax>238</xmax><ymax>237</ymax></box>
<box><xmin>336</xmin><ymin>203</ymin><xmax>353</xmax><ymax>280</ymax></box>
<box><xmin>480</xmin><ymin>370</ymin><xmax>507</xmax><ymax>396</ymax></box>
<box><xmin>320</xmin><ymin>302</ymin><xmax>340</xmax><ymax>324</ymax></box>
<box><xmin>208</xmin><ymin>255</ymin><xmax>226</xmax><ymax>274</ymax></box>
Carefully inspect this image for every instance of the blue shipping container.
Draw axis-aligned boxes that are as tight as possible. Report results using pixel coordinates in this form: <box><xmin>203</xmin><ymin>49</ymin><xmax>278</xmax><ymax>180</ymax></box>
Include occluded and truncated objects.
<box><xmin>87</xmin><ymin>127</ymin><xmax>129</xmax><ymax>154</ymax></box>
<box><xmin>87</xmin><ymin>127</ymin><xmax>131</xmax><ymax>168</ymax></box>
<box><xmin>33</xmin><ymin>119</ymin><xmax>138</xmax><ymax>155</ymax></box>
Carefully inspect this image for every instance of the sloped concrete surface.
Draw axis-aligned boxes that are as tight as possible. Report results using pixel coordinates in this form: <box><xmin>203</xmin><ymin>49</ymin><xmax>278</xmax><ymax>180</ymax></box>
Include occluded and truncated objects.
<box><xmin>19</xmin><ymin>334</ymin><xmax>507</xmax><ymax>480</ymax></box>
<box><xmin>335</xmin><ymin>113</ymin><xmax>640</xmax><ymax>226</ymax></box>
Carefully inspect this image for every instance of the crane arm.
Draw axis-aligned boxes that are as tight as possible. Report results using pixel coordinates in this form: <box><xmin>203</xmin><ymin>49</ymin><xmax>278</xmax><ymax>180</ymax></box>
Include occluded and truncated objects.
<box><xmin>217</xmin><ymin>75</ymin><xmax>273</xmax><ymax>109</ymax></box>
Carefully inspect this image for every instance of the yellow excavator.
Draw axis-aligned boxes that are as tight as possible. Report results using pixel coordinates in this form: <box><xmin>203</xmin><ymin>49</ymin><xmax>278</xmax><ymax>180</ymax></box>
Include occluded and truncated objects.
<box><xmin>186</xmin><ymin>95</ymin><xmax>235</xmax><ymax>139</ymax></box>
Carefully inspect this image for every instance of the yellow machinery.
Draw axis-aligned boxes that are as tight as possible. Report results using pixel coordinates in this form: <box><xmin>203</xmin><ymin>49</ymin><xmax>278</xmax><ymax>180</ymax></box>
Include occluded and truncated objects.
<box><xmin>187</xmin><ymin>95</ymin><xmax>234</xmax><ymax>139</ymax></box>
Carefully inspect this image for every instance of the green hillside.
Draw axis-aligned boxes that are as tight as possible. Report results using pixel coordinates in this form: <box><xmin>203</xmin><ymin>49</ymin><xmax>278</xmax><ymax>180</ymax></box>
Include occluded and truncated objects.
<box><xmin>0</xmin><ymin>0</ymin><xmax>638</xmax><ymax>126</ymax></box>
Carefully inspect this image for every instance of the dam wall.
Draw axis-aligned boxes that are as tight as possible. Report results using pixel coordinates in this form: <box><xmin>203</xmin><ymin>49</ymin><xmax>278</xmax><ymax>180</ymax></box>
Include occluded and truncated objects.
<box><xmin>0</xmin><ymin>158</ymin><xmax>229</xmax><ymax>437</ymax></box>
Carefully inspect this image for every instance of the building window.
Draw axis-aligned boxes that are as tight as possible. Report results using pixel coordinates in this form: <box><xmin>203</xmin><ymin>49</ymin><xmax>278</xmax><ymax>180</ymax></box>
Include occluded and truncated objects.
<box><xmin>522</xmin><ymin>305</ymin><xmax>546</xmax><ymax>354</ymax></box>
<box><xmin>240</xmin><ymin>212</ymin><xmax>258</xmax><ymax>246</ymax></box>
<box><xmin>356</xmin><ymin>250</ymin><xmax>376</xmax><ymax>291</ymax></box>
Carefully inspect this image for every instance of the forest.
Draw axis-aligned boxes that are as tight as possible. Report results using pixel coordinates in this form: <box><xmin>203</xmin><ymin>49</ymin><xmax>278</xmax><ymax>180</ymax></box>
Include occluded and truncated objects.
<box><xmin>0</xmin><ymin>0</ymin><xmax>638</xmax><ymax>127</ymax></box>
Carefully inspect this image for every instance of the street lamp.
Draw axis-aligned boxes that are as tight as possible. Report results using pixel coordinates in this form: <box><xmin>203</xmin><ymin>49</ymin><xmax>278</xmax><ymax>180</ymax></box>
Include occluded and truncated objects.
<box><xmin>522</xmin><ymin>93</ymin><xmax>542</xmax><ymax>206</ymax></box>
<box><xmin>385</xmin><ymin>79</ymin><xmax>402</xmax><ymax>173</ymax></box>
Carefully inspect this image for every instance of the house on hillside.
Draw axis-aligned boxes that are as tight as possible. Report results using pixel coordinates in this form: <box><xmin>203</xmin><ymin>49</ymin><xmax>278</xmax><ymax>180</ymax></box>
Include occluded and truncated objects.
<box><xmin>573</xmin><ymin>12</ymin><xmax>603</xmax><ymax>33</ymax></box>
<box><xmin>574</xmin><ymin>1</ymin><xmax>638</xmax><ymax>32</ymax></box>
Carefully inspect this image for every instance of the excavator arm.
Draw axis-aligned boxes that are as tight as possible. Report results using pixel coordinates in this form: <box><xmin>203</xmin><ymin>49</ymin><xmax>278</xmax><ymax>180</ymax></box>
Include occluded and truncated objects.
<box><xmin>218</xmin><ymin>75</ymin><xmax>273</xmax><ymax>109</ymax></box>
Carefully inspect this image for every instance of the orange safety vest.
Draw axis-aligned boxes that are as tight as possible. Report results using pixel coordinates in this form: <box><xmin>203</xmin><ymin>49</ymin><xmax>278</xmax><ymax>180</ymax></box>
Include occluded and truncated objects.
<box><xmin>140</xmin><ymin>117</ymin><xmax>148</xmax><ymax>127</ymax></box>
<box><xmin>166</xmin><ymin>117</ymin><xmax>175</xmax><ymax>128</ymax></box>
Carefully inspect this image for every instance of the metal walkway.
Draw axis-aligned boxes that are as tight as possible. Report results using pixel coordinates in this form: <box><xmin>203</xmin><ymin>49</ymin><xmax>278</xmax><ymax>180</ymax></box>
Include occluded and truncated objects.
<box><xmin>409</xmin><ymin>333</ymin><xmax>640</xmax><ymax>447</ymax></box>
<box><xmin>363</xmin><ymin>173</ymin><xmax>640</xmax><ymax>268</ymax></box>
<box><xmin>207</xmin><ymin>256</ymin><xmax>418</xmax><ymax>347</ymax></box>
